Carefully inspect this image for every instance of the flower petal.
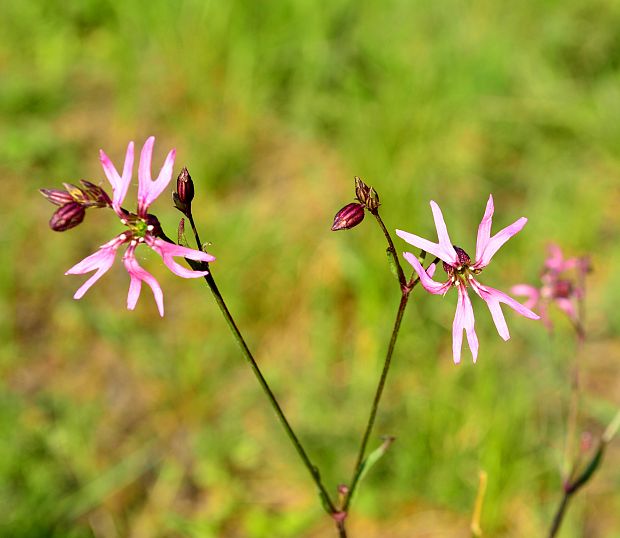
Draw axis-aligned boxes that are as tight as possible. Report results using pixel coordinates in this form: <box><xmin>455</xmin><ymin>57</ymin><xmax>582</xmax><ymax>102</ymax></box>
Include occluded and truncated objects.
<box><xmin>475</xmin><ymin>195</ymin><xmax>494</xmax><ymax>264</ymax></box>
<box><xmin>510</xmin><ymin>284</ymin><xmax>540</xmax><ymax>311</ymax></box>
<box><xmin>123</xmin><ymin>243</ymin><xmax>164</xmax><ymax>316</ymax></box>
<box><xmin>474</xmin><ymin>217</ymin><xmax>527</xmax><ymax>269</ymax></box>
<box><xmin>430</xmin><ymin>201</ymin><xmax>458</xmax><ymax>264</ymax></box>
<box><xmin>454</xmin><ymin>284</ymin><xmax>478</xmax><ymax>363</ymax></box>
<box><xmin>137</xmin><ymin>137</ymin><xmax>176</xmax><ymax>216</ymax></box>
<box><xmin>452</xmin><ymin>289</ymin><xmax>465</xmax><ymax>365</ymax></box>
<box><xmin>471</xmin><ymin>279</ymin><xmax>540</xmax><ymax>341</ymax></box>
<box><xmin>396</xmin><ymin>201</ymin><xmax>457</xmax><ymax>265</ymax></box>
<box><xmin>65</xmin><ymin>236</ymin><xmax>126</xmax><ymax>299</ymax></box>
<box><xmin>146</xmin><ymin>237</ymin><xmax>215</xmax><ymax>278</ymax></box>
<box><xmin>100</xmin><ymin>141</ymin><xmax>134</xmax><ymax>213</ymax></box>
<box><xmin>403</xmin><ymin>252</ymin><xmax>451</xmax><ymax>295</ymax></box>
<box><xmin>555</xmin><ymin>297</ymin><xmax>577</xmax><ymax>322</ymax></box>
<box><xmin>396</xmin><ymin>229</ymin><xmax>451</xmax><ymax>263</ymax></box>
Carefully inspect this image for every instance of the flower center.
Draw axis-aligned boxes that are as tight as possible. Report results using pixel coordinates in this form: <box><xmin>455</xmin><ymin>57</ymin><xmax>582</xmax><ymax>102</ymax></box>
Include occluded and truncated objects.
<box><xmin>443</xmin><ymin>246</ymin><xmax>479</xmax><ymax>287</ymax></box>
<box><xmin>119</xmin><ymin>213</ymin><xmax>161</xmax><ymax>240</ymax></box>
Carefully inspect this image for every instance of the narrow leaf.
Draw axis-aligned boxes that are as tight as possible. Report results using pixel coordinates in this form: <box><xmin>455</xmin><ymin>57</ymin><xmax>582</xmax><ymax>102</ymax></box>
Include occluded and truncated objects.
<box><xmin>358</xmin><ymin>436</ymin><xmax>396</xmax><ymax>485</ymax></box>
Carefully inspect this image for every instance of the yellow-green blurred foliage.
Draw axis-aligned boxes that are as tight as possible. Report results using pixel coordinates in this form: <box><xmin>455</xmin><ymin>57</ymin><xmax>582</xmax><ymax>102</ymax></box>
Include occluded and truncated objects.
<box><xmin>1</xmin><ymin>1</ymin><xmax>619</xmax><ymax>537</ymax></box>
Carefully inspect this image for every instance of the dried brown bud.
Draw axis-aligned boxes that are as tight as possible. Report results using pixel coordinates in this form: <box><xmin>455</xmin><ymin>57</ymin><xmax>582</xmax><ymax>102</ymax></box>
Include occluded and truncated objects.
<box><xmin>49</xmin><ymin>202</ymin><xmax>86</xmax><ymax>231</ymax></box>
<box><xmin>354</xmin><ymin>176</ymin><xmax>380</xmax><ymax>211</ymax></box>
<box><xmin>40</xmin><ymin>188</ymin><xmax>74</xmax><ymax>206</ymax></box>
<box><xmin>177</xmin><ymin>167</ymin><xmax>194</xmax><ymax>206</ymax></box>
<box><xmin>331</xmin><ymin>202</ymin><xmax>365</xmax><ymax>231</ymax></box>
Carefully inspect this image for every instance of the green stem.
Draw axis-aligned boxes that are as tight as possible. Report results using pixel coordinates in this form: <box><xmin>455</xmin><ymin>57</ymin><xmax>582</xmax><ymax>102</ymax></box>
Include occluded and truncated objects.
<box><xmin>343</xmin><ymin>206</ymin><xmax>435</xmax><ymax>510</ymax></box>
<box><xmin>184</xmin><ymin>209</ymin><xmax>337</xmax><ymax>515</ymax></box>
<box><xmin>343</xmin><ymin>291</ymin><xmax>410</xmax><ymax>510</ymax></box>
<box><xmin>548</xmin><ymin>492</ymin><xmax>570</xmax><ymax>538</ymax></box>
<box><xmin>370</xmin><ymin>209</ymin><xmax>407</xmax><ymax>288</ymax></box>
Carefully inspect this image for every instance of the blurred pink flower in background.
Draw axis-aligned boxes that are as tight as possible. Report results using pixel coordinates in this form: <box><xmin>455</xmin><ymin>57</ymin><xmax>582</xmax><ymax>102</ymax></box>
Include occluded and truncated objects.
<box><xmin>511</xmin><ymin>243</ymin><xmax>590</xmax><ymax>338</ymax></box>
<box><xmin>397</xmin><ymin>195</ymin><xmax>539</xmax><ymax>364</ymax></box>
<box><xmin>65</xmin><ymin>137</ymin><xmax>215</xmax><ymax>316</ymax></box>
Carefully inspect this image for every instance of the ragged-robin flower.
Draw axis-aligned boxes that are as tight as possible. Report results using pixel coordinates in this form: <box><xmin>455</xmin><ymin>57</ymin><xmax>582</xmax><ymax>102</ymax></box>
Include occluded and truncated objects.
<box><xmin>62</xmin><ymin>136</ymin><xmax>215</xmax><ymax>316</ymax></box>
<box><xmin>511</xmin><ymin>243</ymin><xmax>590</xmax><ymax>337</ymax></box>
<box><xmin>396</xmin><ymin>195</ymin><xmax>540</xmax><ymax>363</ymax></box>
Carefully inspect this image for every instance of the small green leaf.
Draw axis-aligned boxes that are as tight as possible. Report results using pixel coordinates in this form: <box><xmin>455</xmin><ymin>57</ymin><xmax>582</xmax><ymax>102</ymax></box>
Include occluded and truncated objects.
<box><xmin>386</xmin><ymin>249</ymin><xmax>399</xmax><ymax>280</ymax></box>
<box><xmin>358</xmin><ymin>436</ymin><xmax>396</xmax><ymax>485</ymax></box>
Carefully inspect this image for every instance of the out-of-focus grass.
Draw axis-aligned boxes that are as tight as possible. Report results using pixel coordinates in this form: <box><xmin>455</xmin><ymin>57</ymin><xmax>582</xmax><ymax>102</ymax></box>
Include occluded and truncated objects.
<box><xmin>1</xmin><ymin>1</ymin><xmax>619</xmax><ymax>536</ymax></box>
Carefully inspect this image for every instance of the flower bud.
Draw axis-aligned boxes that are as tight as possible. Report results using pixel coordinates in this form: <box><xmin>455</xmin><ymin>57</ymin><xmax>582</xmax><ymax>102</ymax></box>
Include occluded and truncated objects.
<box><xmin>176</xmin><ymin>167</ymin><xmax>194</xmax><ymax>206</ymax></box>
<box><xmin>354</xmin><ymin>176</ymin><xmax>380</xmax><ymax>211</ymax></box>
<box><xmin>49</xmin><ymin>202</ymin><xmax>86</xmax><ymax>231</ymax></box>
<box><xmin>40</xmin><ymin>188</ymin><xmax>74</xmax><ymax>206</ymax></box>
<box><xmin>331</xmin><ymin>202</ymin><xmax>365</xmax><ymax>231</ymax></box>
<box><xmin>80</xmin><ymin>180</ymin><xmax>112</xmax><ymax>207</ymax></box>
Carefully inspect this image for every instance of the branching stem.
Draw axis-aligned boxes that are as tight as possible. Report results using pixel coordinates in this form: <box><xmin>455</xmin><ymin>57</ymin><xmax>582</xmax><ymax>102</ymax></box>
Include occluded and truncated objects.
<box><xmin>183</xmin><ymin>207</ymin><xmax>337</xmax><ymax>515</ymax></box>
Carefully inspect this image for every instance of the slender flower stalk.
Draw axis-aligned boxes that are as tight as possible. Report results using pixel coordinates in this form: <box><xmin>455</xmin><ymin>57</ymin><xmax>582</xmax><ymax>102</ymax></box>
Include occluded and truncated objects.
<box><xmin>548</xmin><ymin>408</ymin><xmax>620</xmax><ymax>538</ymax></box>
<box><xmin>342</xmin><ymin>205</ymin><xmax>436</xmax><ymax>517</ymax></box>
<box><xmin>177</xmin><ymin>178</ymin><xmax>338</xmax><ymax>516</ymax></box>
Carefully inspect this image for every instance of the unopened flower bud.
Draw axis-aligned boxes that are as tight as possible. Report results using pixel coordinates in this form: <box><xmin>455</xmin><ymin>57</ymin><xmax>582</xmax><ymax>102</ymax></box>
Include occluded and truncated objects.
<box><xmin>80</xmin><ymin>180</ymin><xmax>112</xmax><ymax>207</ymax></box>
<box><xmin>331</xmin><ymin>202</ymin><xmax>365</xmax><ymax>231</ymax></box>
<box><xmin>177</xmin><ymin>167</ymin><xmax>194</xmax><ymax>206</ymax></box>
<box><xmin>49</xmin><ymin>202</ymin><xmax>86</xmax><ymax>231</ymax></box>
<box><xmin>63</xmin><ymin>182</ymin><xmax>87</xmax><ymax>203</ymax></box>
<box><xmin>354</xmin><ymin>176</ymin><xmax>380</xmax><ymax>211</ymax></box>
<box><xmin>40</xmin><ymin>188</ymin><xmax>74</xmax><ymax>206</ymax></box>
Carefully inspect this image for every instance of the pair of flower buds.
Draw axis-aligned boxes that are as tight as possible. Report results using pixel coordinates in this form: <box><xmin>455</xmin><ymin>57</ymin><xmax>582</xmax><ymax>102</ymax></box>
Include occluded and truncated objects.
<box><xmin>332</xmin><ymin>178</ymin><xmax>541</xmax><ymax>363</ymax></box>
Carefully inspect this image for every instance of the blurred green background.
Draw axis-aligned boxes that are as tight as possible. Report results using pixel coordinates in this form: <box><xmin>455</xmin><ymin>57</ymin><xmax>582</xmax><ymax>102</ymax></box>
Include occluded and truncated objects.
<box><xmin>2</xmin><ymin>1</ymin><xmax>619</xmax><ymax>536</ymax></box>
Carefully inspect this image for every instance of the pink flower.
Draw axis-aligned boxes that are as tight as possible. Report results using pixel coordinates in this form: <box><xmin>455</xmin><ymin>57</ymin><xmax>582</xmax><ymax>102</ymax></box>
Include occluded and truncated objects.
<box><xmin>511</xmin><ymin>243</ymin><xmax>589</xmax><ymax>336</ymax></box>
<box><xmin>396</xmin><ymin>195</ymin><xmax>540</xmax><ymax>364</ymax></box>
<box><xmin>65</xmin><ymin>137</ymin><xmax>215</xmax><ymax>316</ymax></box>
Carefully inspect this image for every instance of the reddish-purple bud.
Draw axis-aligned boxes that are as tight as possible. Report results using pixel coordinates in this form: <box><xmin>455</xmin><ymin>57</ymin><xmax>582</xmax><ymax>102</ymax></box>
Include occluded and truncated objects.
<box><xmin>177</xmin><ymin>167</ymin><xmax>194</xmax><ymax>206</ymax></box>
<box><xmin>40</xmin><ymin>188</ymin><xmax>74</xmax><ymax>206</ymax></box>
<box><xmin>49</xmin><ymin>202</ymin><xmax>86</xmax><ymax>231</ymax></box>
<box><xmin>331</xmin><ymin>203</ymin><xmax>365</xmax><ymax>231</ymax></box>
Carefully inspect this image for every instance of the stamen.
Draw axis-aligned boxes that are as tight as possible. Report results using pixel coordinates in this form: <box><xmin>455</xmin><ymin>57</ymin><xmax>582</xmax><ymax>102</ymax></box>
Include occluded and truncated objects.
<box><xmin>146</xmin><ymin>225</ymin><xmax>154</xmax><ymax>231</ymax></box>
<box><xmin>119</xmin><ymin>233</ymin><xmax>127</xmax><ymax>241</ymax></box>
<box><xmin>121</xmin><ymin>218</ymin><xmax>128</xmax><ymax>225</ymax></box>
<box><xmin>130</xmin><ymin>239</ymin><xmax>137</xmax><ymax>246</ymax></box>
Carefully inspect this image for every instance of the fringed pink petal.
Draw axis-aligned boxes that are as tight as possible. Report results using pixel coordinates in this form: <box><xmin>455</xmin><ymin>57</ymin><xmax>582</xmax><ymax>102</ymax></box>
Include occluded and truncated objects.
<box><xmin>137</xmin><ymin>137</ymin><xmax>176</xmax><ymax>216</ymax></box>
<box><xmin>473</xmin><ymin>217</ymin><xmax>527</xmax><ymax>269</ymax></box>
<box><xmin>452</xmin><ymin>285</ymin><xmax>466</xmax><ymax>364</ymax></box>
<box><xmin>460</xmin><ymin>285</ymin><xmax>479</xmax><ymax>362</ymax></box>
<box><xmin>471</xmin><ymin>279</ymin><xmax>540</xmax><ymax>341</ymax></box>
<box><xmin>474</xmin><ymin>195</ymin><xmax>494</xmax><ymax>264</ymax></box>
<box><xmin>99</xmin><ymin>142</ymin><xmax>134</xmax><ymax>214</ymax></box>
<box><xmin>65</xmin><ymin>236</ymin><xmax>126</xmax><ymax>299</ymax></box>
<box><xmin>430</xmin><ymin>201</ymin><xmax>458</xmax><ymax>264</ymax></box>
<box><xmin>146</xmin><ymin>237</ymin><xmax>214</xmax><ymax>278</ymax></box>
<box><xmin>555</xmin><ymin>297</ymin><xmax>577</xmax><ymax>323</ymax></box>
<box><xmin>510</xmin><ymin>284</ymin><xmax>540</xmax><ymax>311</ymax></box>
<box><xmin>403</xmin><ymin>252</ymin><xmax>451</xmax><ymax>295</ymax></box>
<box><xmin>396</xmin><ymin>230</ymin><xmax>450</xmax><ymax>264</ymax></box>
<box><xmin>123</xmin><ymin>243</ymin><xmax>164</xmax><ymax>316</ymax></box>
<box><xmin>452</xmin><ymin>284</ymin><xmax>478</xmax><ymax>364</ymax></box>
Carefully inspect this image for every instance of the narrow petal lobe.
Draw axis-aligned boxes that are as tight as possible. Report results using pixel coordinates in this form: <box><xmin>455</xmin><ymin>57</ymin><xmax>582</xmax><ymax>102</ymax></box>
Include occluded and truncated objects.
<box><xmin>403</xmin><ymin>252</ymin><xmax>451</xmax><ymax>295</ymax></box>
<box><xmin>123</xmin><ymin>243</ymin><xmax>165</xmax><ymax>316</ymax></box>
